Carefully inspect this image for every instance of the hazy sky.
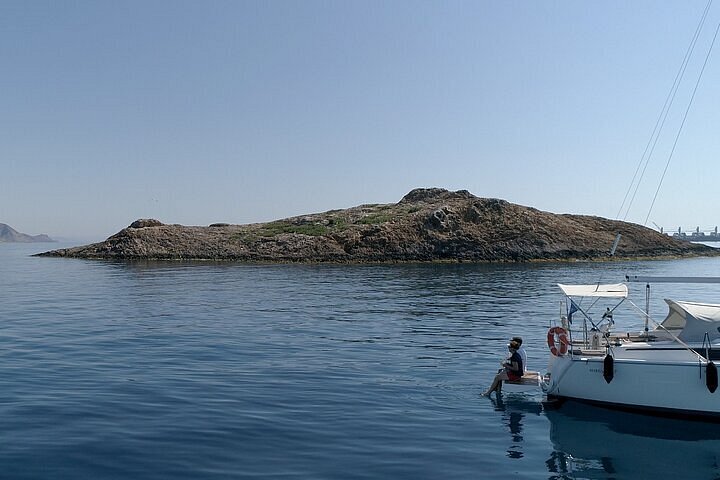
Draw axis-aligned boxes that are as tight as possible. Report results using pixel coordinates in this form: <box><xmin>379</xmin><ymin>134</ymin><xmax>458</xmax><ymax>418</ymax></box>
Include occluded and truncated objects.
<box><xmin>3</xmin><ymin>1</ymin><xmax>719</xmax><ymax>240</ymax></box>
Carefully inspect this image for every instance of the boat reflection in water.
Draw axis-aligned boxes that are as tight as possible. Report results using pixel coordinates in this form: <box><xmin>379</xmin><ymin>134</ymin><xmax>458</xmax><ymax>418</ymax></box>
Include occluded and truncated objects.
<box><xmin>488</xmin><ymin>395</ymin><xmax>720</xmax><ymax>478</ymax></box>
<box><xmin>545</xmin><ymin>400</ymin><xmax>720</xmax><ymax>478</ymax></box>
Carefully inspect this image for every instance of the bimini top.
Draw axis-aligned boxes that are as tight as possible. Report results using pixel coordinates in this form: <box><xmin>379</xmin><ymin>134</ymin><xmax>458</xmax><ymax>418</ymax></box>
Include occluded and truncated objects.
<box><xmin>557</xmin><ymin>283</ymin><xmax>629</xmax><ymax>298</ymax></box>
<box><xmin>658</xmin><ymin>299</ymin><xmax>720</xmax><ymax>342</ymax></box>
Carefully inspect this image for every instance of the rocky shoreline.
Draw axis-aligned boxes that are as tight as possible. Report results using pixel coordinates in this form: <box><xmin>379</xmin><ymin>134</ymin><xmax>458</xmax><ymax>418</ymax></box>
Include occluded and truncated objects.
<box><xmin>38</xmin><ymin>188</ymin><xmax>716</xmax><ymax>262</ymax></box>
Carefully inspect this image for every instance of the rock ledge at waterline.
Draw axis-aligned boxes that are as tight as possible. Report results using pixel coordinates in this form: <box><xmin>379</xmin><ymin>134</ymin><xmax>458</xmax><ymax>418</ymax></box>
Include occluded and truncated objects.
<box><xmin>37</xmin><ymin>188</ymin><xmax>715</xmax><ymax>262</ymax></box>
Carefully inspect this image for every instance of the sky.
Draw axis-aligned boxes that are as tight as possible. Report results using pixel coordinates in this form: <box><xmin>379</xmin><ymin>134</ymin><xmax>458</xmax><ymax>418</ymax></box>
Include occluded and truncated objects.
<box><xmin>2</xmin><ymin>1</ymin><xmax>720</xmax><ymax>241</ymax></box>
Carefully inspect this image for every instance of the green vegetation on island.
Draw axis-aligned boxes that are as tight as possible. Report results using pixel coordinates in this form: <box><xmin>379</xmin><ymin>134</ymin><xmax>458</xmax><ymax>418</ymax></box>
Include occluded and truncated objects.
<box><xmin>38</xmin><ymin>188</ymin><xmax>716</xmax><ymax>262</ymax></box>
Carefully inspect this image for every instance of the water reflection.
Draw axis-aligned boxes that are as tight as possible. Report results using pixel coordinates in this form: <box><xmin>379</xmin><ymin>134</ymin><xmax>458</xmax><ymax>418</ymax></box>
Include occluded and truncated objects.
<box><xmin>546</xmin><ymin>401</ymin><xmax>720</xmax><ymax>479</ymax></box>
<box><xmin>487</xmin><ymin>395</ymin><xmax>720</xmax><ymax>479</ymax></box>
<box><xmin>489</xmin><ymin>396</ymin><xmax>544</xmax><ymax>460</ymax></box>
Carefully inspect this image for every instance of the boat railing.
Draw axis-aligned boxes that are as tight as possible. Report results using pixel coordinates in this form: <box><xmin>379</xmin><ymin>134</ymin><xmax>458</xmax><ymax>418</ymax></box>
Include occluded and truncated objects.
<box><xmin>559</xmin><ymin>302</ymin><xmax>709</xmax><ymax>365</ymax></box>
<box><xmin>555</xmin><ymin>278</ymin><xmax>720</xmax><ymax>364</ymax></box>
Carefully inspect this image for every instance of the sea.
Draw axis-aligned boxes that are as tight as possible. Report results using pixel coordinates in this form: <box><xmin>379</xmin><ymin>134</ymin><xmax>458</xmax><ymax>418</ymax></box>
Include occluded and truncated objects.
<box><xmin>3</xmin><ymin>242</ymin><xmax>720</xmax><ymax>480</ymax></box>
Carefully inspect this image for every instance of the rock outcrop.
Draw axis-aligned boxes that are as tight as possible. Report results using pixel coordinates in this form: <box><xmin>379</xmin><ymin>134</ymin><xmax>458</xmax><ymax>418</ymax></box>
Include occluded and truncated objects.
<box><xmin>38</xmin><ymin>188</ymin><xmax>715</xmax><ymax>262</ymax></box>
<box><xmin>0</xmin><ymin>223</ymin><xmax>54</xmax><ymax>243</ymax></box>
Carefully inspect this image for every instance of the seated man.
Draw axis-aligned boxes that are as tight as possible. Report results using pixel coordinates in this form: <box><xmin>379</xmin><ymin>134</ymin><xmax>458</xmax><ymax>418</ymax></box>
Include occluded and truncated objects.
<box><xmin>482</xmin><ymin>340</ymin><xmax>524</xmax><ymax>397</ymax></box>
<box><xmin>512</xmin><ymin>336</ymin><xmax>527</xmax><ymax>373</ymax></box>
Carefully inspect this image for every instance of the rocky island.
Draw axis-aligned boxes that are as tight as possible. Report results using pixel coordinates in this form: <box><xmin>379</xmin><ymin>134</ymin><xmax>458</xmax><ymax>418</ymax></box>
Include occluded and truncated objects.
<box><xmin>38</xmin><ymin>188</ymin><xmax>714</xmax><ymax>262</ymax></box>
<box><xmin>0</xmin><ymin>223</ymin><xmax>54</xmax><ymax>243</ymax></box>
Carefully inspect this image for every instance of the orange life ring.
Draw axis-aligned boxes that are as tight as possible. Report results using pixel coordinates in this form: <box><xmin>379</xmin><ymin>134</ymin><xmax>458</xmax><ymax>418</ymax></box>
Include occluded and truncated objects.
<box><xmin>547</xmin><ymin>326</ymin><xmax>569</xmax><ymax>356</ymax></box>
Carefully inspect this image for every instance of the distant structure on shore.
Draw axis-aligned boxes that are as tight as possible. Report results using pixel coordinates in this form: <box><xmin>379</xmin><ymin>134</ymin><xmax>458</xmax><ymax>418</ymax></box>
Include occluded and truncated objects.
<box><xmin>0</xmin><ymin>223</ymin><xmax>54</xmax><ymax>243</ymax></box>
<box><xmin>671</xmin><ymin>226</ymin><xmax>720</xmax><ymax>243</ymax></box>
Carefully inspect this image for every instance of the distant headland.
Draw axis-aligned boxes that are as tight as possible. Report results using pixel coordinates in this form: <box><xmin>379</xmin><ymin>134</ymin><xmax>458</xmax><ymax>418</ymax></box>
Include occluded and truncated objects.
<box><xmin>0</xmin><ymin>223</ymin><xmax>54</xmax><ymax>243</ymax></box>
<box><xmin>37</xmin><ymin>188</ymin><xmax>715</xmax><ymax>262</ymax></box>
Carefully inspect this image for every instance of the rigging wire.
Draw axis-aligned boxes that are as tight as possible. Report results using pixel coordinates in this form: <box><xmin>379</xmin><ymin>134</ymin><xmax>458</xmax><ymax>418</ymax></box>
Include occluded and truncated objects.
<box><xmin>600</xmin><ymin>5</ymin><xmax>714</xmax><ymax>287</ymax></box>
<box><xmin>617</xmin><ymin>0</ymin><xmax>713</xmax><ymax>220</ymax></box>
<box><xmin>622</xmin><ymin>12</ymin><xmax>708</xmax><ymax>222</ymax></box>
<box><xmin>644</xmin><ymin>21</ymin><xmax>720</xmax><ymax>226</ymax></box>
<box><xmin>616</xmin><ymin>0</ymin><xmax>714</xmax><ymax>222</ymax></box>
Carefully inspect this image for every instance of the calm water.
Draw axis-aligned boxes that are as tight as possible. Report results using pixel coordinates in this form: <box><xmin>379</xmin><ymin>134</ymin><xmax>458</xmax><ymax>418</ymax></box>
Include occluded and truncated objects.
<box><xmin>2</xmin><ymin>243</ymin><xmax>720</xmax><ymax>479</ymax></box>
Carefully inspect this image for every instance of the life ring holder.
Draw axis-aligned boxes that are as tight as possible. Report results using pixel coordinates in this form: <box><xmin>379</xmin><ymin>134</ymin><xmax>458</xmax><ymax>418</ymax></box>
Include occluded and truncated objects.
<box><xmin>547</xmin><ymin>326</ymin><xmax>570</xmax><ymax>356</ymax></box>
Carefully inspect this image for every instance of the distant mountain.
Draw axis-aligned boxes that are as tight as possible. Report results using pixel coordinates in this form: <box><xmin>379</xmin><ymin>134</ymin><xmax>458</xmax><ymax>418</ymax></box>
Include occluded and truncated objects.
<box><xmin>0</xmin><ymin>224</ymin><xmax>54</xmax><ymax>243</ymax></box>
<box><xmin>37</xmin><ymin>188</ymin><xmax>716</xmax><ymax>262</ymax></box>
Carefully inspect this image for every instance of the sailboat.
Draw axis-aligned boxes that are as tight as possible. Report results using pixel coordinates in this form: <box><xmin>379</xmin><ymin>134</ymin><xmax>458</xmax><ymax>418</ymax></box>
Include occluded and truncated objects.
<box><xmin>538</xmin><ymin>4</ymin><xmax>720</xmax><ymax>417</ymax></box>
<box><xmin>543</xmin><ymin>278</ymin><xmax>720</xmax><ymax>418</ymax></box>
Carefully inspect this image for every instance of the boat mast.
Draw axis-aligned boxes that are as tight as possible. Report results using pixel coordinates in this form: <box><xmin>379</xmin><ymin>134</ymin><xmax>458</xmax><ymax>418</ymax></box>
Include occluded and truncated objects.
<box><xmin>625</xmin><ymin>276</ymin><xmax>720</xmax><ymax>334</ymax></box>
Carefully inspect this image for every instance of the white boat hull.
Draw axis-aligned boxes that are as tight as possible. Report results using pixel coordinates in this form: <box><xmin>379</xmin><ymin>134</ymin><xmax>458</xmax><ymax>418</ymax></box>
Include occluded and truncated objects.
<box><xmin>546</xmin><ymin>349</ymin><xmax>720</xmax><ymax>417</ymax></box>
